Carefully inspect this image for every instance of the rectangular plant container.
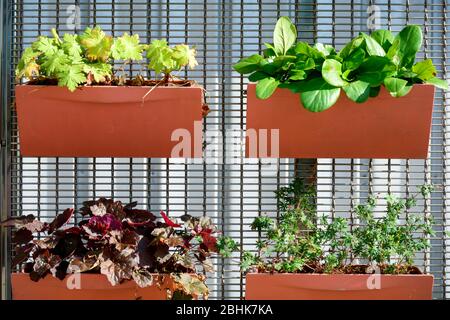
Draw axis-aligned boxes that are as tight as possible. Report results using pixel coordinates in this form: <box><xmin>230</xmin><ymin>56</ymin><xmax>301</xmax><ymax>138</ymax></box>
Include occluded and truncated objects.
<box><xmin>15</xmin><ymin>85</ymin><xmax>204</xmax><ymax>158</ymax></box>
<box><xmin>245</xmin><ymin>83</ymin><xmax>435</xmax><ymax>159</ymax></box>
<box><xmin>245</xmin><ymin>273</ymin><xmax>434</xmax><ymax>300</ymax></box>
<box><xmin>12</xmin><ymin>273</ymin><xmax>175</xmax><ymax>300</ymax></box>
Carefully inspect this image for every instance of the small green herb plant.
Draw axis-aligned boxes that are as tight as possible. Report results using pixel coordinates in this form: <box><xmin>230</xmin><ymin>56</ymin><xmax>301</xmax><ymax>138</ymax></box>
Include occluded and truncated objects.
<box><xmin>242</xmin><ymin>178</ymin><xmax>435</xmax><ymax>274</ymax></box>
<box><xmin>234</xmin><ymin>17</ymin><xmax>448</xmax><ymax>112</ymax></box>
<box><xmin>16</xmin><ymin>27</ymin><xmax>198</xmax><ymax>91</ymax></box>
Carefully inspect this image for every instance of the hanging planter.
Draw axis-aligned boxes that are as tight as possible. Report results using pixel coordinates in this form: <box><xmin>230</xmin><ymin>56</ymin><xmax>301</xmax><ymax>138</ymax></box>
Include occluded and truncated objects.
<box><xmin>1</xmin><ymin>198</ymin><xmax>238</xmax><ymax>300</ymax></box>
<box><xmin>14</xmin><ymin>27</ymin><xmax>206</xmax><ymax>158</ymax></box>
<box><xmin>235</xmin><ymin>17</ymin><xmax>447</xmax><ymax>159</ymax></box>
<box><xmin>245</xmin><ymin>83</ymin><xmax>435</xmax><ymax>158</ymax></box>
<box><xmin>245</xmin><ymin>274</ymin><xmax>433</xmax><ymax>300</ymax></box>
<box><xmin>242</xmin><ymin>178</ymin><xmax>436</xmax><ymax>300</ymax></box>
<box><xmin>15</xmin><ymin>85</ymin><xmax>204</xmax><ymax>158</ymax></box>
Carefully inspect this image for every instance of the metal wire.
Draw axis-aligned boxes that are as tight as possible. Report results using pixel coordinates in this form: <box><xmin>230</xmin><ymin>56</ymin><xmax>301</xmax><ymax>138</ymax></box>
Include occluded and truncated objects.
<box><xmin>0</xmin><ymin>0</ymin><xmax>449</xmax><ymax>300</ymax></box>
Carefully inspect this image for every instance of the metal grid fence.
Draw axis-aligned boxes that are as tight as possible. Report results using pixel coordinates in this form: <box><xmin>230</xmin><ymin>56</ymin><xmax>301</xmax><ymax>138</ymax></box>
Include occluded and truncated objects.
<box><xmin>0</xmin><ymin>0</ymin><xmax>449</xmax><ymax>300</ymax></box>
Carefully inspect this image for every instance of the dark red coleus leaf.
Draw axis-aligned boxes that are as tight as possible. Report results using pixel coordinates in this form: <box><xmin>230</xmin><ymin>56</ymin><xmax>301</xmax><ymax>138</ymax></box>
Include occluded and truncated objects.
<box><xmin>200</xmin><ymin>232</ymin><xmax>217</xmax><ymax>252</ymax></box>
<box><xmin>160</xmin><ymin>211</ymin><xmax>181</xmax><ymax>228</ymax></box>
<box><xmin>12</xmin><ymin>243</ymin><xmax>34</xmax><ymax>267</ymax></box>
<box><xmin>125</xmin><ymin>209</ymin><xmax>156</xmax><ymax>227</ymax></box>
<box><xmin>48</xmin><ymin>208</ymin><xmax>74</xmax><ymax>234</ymax></box>
<box><xmin>12</xmin><ymin>228</ymin><xmax>33</xmax><ymax>245</ymax></box>
<box><xmin>55</xmin><ymin>260</ymin><xmax>69</xmax><ymax>280</ymax></box>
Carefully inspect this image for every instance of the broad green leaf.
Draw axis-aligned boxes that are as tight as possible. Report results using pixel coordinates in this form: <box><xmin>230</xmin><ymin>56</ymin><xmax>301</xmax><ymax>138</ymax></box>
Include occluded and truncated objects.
<box><xmin>426</xmin><ymin>77</ymin><xmax>449</xmax><ymax>90</ymax></box>
<box><xmin>111</xmin><ymin>33</ymin><xmax>145</xmax><ymax>61</ymax></box>
<box><xmin>369</xmin><ymin>86</ymin><xmax>381</xmax><ymax>97</ymax></box>
<box><xmin>294</xmin><ymin>42</ymin><xmax>323</xmax><ymax>60</ymax></box>
<box><xmin>387</xmin><ymin>25</ymin><xmax>422</xmax><ymax>68</ymax></box>
<box><xmin>172</xmin><ymin>44</ymin><xmax>198</xmax><ymax>69</ymax></box>
<box><xmin>273</xmin><ymin>17</ymin><xmax>297</xmax><ymax>55</ymax></box>
<box><xmin>361</xmin><ymin>32</ymin><xmax>386</xmax><ymax>56</ymax></box>
<box><xmin>248</xmin><ymin>71</ymin><xmax>268</xmax><ymax>82</ymax></box>
<box><xmin>384</xmin><ymin>77</ymin><xmax>410</xmax><ymax>97</ymax></box>
<box><xmin>343</xmin><ymin>80</ymin><xmax>371</xmax><ymax>103</ymax></box>
<box><xmin>370</xmin><ymin>30</ymin><xmax>394</xmax><ymax>52</ymax></box>
<box><xmin>233</xmin><ymin>54</ymin><xmax>264</xmax><ymax>74</ymax></box>
<box><xmin>256</xmin><ymin>77</ymin><xmax>279</xmax><ymax>99</ymax></box>
<box><xmin>295</xmin><ymin>57</ymin><xmax>315</xmax><ymax>70</ymax></box>
<box><xmin>289</xmin><ymin>69</ymin><xmax>306</xmax><ymax>81</ymax></box>
<box><xmin>338</xmin><ymin>35</ymin><xmax>364</xmax><ymax>59</ymax></box>
<box><xmin>79</xmin><ymin>26</ymin><xmax>113</xmax><ymax>62</ymax></box>
<box><xmin>57</xmin><ymin>64</ymin><xmax>86</xmax><ymax>92</ymax></box>
<box><xmin>412</xmin><ymin>59</ymin><xmax>436</xmax><ymax>81</ymax></box>
<box><xmin>322</xmin><ymin>59</ymin><xmax>347</xmax><ymax>87</ymax></box>
<box><xmin>357</xmin><ymin>56</ymin><xmax>397</xmax><ymax>86</ymax></box>
<box><xmin>300</xmin><ymin>78</ymin><xmax>341</xmax><ymax>112</ymax></box>
<box><xmin>314</xmin><ymin>43</ymin><xmax>335</xmax><ymax>57</ymax></box>
<box><xmin>342</xmin><ymin>48</ymin><xmax>365</xmax><ymax>71</ymax></box>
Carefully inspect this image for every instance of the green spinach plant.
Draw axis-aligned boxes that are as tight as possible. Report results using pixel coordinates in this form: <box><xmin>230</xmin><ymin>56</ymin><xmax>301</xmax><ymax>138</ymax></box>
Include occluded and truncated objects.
<box><xmin>242</xmin><ymin>178</ymin><xmax>435</xmax><ymax>274</ymax></box>
<box><xmin>234</xmin><ymin>17</ymin><xmax>448</xmax><ymax>112</ymax></box>
<box><xmin>16</xmin><ymin>27</ymin><xmax>198</xmax><ymax>91</ymax></box>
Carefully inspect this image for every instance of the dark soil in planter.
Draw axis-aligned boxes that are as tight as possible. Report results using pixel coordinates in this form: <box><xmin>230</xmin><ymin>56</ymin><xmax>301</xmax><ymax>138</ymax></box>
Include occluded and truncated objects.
<box><xmin>253</xmin><ymin>263</ymin><xmax>423</xmax><ymax>275</ymax></box>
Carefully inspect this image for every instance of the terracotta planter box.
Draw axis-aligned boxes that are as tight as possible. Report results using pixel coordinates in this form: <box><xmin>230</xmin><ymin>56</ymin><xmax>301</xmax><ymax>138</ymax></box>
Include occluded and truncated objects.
<box><xmin>245</xmin><ymin>84</ymin><xmax>435</xmax><ymax>159</ymax></box>
<box><xmin>245</xmin><ymin>273</ymin><xmax>434</xmax><ymax>300</ymax></box>
<box><xmin>12</xmin><ymin>273</ymin><xmax>175</xmax><ymax>300</ymax></box>
<box><xmin>15</xmin><ymin>85</ymin><xmax>204</xmax><ymax>158</ymax></box>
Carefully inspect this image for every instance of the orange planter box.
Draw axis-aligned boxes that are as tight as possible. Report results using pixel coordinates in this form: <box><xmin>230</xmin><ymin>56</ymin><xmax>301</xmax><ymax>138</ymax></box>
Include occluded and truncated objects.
<box><xmin>15</xmin><ymin>85</ymin><xmax>204</xmax><ymax>158</ymax></box>
<box><xmin>245</xmin><ymin>84</ymin><xmax>435</xmax><ymax>159</ymax></box>
<box><xmin>245</xmin><ymin>273</ymin><xmax>434</xmax><ymax>300</ymax></box>
<box><xmin>12</xmin><ymin>273</ymin><xmax>176</xmax><ymax>300</ymax></box>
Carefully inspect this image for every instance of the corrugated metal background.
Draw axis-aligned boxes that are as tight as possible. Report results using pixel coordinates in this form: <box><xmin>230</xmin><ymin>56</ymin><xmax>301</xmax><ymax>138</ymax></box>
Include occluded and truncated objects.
<box><xmin>0</xmin><ymin>0</ymin><xmax>448</xmax><ymax>299</ymax></box>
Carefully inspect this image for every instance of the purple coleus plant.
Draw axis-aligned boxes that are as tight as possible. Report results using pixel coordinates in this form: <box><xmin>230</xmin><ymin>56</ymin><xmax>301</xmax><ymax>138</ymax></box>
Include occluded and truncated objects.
<box><xmin>1</xmin><ymin>198</ymin><xmax>238</xmax><ymax>299</ymax></box>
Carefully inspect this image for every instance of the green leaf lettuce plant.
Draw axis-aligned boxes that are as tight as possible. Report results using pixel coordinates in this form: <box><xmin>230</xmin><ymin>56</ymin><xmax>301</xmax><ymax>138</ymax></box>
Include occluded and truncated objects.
<box><xmin>242</xmin><ymin>178</ymin><xmax>435</xmax><ymax>275</ymax></box>
<box><xmin>234</xmin><ymin>17</ymin><xmax>448</xmax><ymax>112</ymax></box>
<box><xmin>16</xmin><ymin>27</ymin><xmax>198</xmax><ymax>91</ymax></box>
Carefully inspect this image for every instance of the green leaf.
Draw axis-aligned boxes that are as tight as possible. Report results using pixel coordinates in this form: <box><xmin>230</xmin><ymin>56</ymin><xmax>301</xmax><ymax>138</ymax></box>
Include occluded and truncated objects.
<box><xmin>273</xmin><ymin>17</ymin><xmax>297</xmax><ymax>55</ymax></box>
<box><xmin>338</xmin><ymin>35</ymin><xmax>364</xmax><ymax>59</ymax></box>
<box><xmin>172</xmin><ymin>44</ymin><xmax>198</xmax><ymax>69</ymax></box>
<box><xmin>61</xmin><ymin>34</ymin><xmax>82</xmax><ymax>58</ymax></box>
<box><xmin>300</xmin><ymin>78</ymin><xmax>341</xmax><ymax>112</ymax></box>
<box><xmin>342</xmin><ymin>48</ymin><xmax>365</xmax><ymax>71</ymax></box>
<box><xmin>289</xmin><ymin>69</ymin><xmax>306</xmax><ymax>81</ymax></box>
<box><xmin>322</xmin><ymin>59</ymin><xmax>347</xmax><ymax>87</ymax></box>
<box><xmin>40</xmin><ymin>49</ymin><xmax>70</xmax><ymax>76</ymax></box>
<box><xmin>387</xmin><ymin>25</ymin><xmax>422</xmax><ymax>68</ymax></box>
<box><xmin>57</xmin><ymin>64</ymin><xmax>86</xmax><ymax>92</ymax></box>
<box><xmin>146</xmin><ymin>39</ymin><xmax>175</xmax><ymax>74</ymax></box>
<box><xmin>425</xmin><ymin>77</ymin><xmax>448</xmax><ymax>90</ymax></box>
<box><xmin>111</xmin><ymin>33</ymin><xmax>145</xmax><ymax>61</ymax></box>
<box><xmin>79</xmin><ymin>26</ymin><xmax>113</xmax><ymax>62</ymax></box>
<box><xmin>384</xmin><ymin>77</ymin><xmax>411</xmax><ymax>97</ymax></box>
<box><xmin>256</xmin><ymin>77</ymin><xmax>279</xmax><ymax>99</ymax></box>
<box><xmin>361</xmin><ymin>32</ymin><xmax>386</xmax><ymax>56</ymax></box>
<box><xmin>357</xmin><ymin>56</ymin><xmax>397</xmax><ymax>86</ymax></box>
<box><xmin>295</xmin><ymin>42</ymin><xmax>323</xmax><ymax>60</ymax></box>
<box><xmin>343</xmin><ymin>80</ymin><xmax>371</xmax><ymax>103</ymax></box>
<box><xmin>248</xmin><ymin>71</ymin><xmax>268</xmax><ymax>82</ymax></box>
<box><xmin>314</xmin><ymin>43</ymin><xmax>335</xmax><ymax>57</ymax></box>
<box><xmin>412</xmin><ymin>59</ymin><xmax>437</xmax><ymax>81</ymax></box>
<box><xmin>295</xmin><ymin>58</ymin><xmax>315</xmax><ymax>70</ymax></box>
<box><xmin>370</xmin><ymin>30</ymin><xmax>394</xmax><ymax>52</ymax></box>
<box><xmin>31</xmin><ymin>36</ymin><xmax>58</xmax><ymax>56</ymax></box>
<box><xmin>369</xmin><ymin>86</ymin><xmax>381</xmax><ymax>97</ymax></box>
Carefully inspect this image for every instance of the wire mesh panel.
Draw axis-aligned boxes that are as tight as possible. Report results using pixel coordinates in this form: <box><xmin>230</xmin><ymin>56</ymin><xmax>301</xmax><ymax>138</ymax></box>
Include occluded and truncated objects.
<box><xmin>0</xmin><ymin>0</ymin><xmax>449</xmax><ymax>299</ymax></box>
